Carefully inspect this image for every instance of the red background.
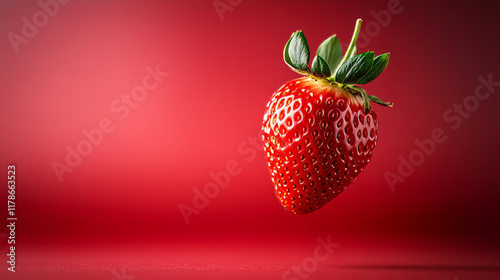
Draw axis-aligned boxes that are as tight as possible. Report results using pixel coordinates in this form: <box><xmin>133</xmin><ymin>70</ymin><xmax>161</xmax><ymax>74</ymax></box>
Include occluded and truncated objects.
<box><xmin>1</xmin><ymin>0</ymin><xmax>499</xmax><ymax>279</ymax></box>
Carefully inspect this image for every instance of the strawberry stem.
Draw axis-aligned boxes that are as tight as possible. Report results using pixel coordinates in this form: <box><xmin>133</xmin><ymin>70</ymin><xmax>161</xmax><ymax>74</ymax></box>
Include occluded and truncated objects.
<box><xmin>334</xmin><ymin>19</ymin><xmax>362</xmax><ymax>76</ymax></box>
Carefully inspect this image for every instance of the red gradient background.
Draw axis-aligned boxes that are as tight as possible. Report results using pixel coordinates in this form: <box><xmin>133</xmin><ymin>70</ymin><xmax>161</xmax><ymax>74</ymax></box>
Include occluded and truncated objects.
<box><xmin>1</xmin><ymin>0</ymin><xmax>499</xmax><ymax>279</ymax></box>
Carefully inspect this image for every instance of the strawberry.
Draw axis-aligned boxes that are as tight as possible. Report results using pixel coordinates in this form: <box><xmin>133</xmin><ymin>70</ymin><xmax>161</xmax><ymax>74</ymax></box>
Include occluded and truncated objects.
<box><xmin>262</xmin><ymin>19</ymin><xmax>392</xmax><ymax>214</ymax></box>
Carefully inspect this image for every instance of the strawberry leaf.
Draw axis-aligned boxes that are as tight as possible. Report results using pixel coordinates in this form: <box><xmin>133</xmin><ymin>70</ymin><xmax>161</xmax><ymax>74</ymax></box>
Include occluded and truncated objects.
<box><xmin>316</xmin><ymin>35</ymin><xmax>342</xmax><ymax>74</ymax></box>
<box><xmin>350</xmin><ymin>85</ymin><xmax>393</xmax><ymax>112</ymax></box>
<box><xmin>334</xmin><ymin>52</ymin><xmax>374</xmax><ymax>85</ymax></box>
<box><xmin>284</xmin><ymin>31</ymin><xmax>311</xmax><ymax>74</ymax></box>
<box><xmin>368</xmin><ymin>94</ymin><xmax>393</xmax><ymax>107</ymax></box>
<box><xmin>311</xmin><ymin>55</ymin><xmax>331</xmax><ymax>78</ymax></box>
<box><xmin>356</xmin><ymin>53</ymin><xmax>390</xmax><ymax>84</ymax></box>
<box><xmin>350</xmin><ymin>85</ymin><xmax>372</xmax><ymax>113</ymax></box>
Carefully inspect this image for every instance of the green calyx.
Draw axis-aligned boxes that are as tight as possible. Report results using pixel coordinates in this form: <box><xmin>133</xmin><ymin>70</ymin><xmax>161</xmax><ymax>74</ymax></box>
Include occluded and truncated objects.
<box><xmin>283</xmin><ymin>18</ymin><xmax>393</xmax><ymax>113</ymax></box>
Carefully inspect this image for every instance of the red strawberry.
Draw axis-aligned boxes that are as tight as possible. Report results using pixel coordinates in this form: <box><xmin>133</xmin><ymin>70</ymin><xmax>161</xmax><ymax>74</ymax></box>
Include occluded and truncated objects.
<box><xmin>262</xmin><ymin>19</ymin><xmax>392</xmax><ymax>214</ymax></box>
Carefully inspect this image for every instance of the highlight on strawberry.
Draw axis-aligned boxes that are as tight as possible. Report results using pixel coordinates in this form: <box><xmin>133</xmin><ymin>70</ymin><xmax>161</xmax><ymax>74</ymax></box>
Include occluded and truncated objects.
<box><xmin>262</xmin><ymin>19</ymin><xmax>392</xmax><ymax>214</ymax></box>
